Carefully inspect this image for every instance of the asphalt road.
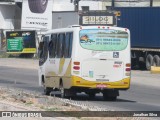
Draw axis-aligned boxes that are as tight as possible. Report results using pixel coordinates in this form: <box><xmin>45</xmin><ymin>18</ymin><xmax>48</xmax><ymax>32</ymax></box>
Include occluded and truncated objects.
<box><xmin>0</xmin><ymin>66</ymin><xmax>42</xmax><ymax>92</ymax></box>
<box><xmin>0</xmin><ymin>66</ymin><xmax>160</xmax><ymax>111</ymax></box>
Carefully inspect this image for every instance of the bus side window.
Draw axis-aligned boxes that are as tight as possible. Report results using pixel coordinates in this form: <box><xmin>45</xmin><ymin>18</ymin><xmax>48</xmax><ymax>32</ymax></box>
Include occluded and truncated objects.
<box><xmin>56</xmin><ymin>33</ymin><xmax>65</xmax><ymax>58</ymax></box>
<box><xmin>39</xmin><ymin>36</ymin><xmax>49</xmax><ymax>66</ymax></box>
<box><xmin>64</xmin><ymin>32</ymin><xmax>73</xmax><ymax>58</ymax></box>
<box><xmin>38</xmin><ymin>41</ymin><xmax>44</xmax><ymax>59</ymax></box>
<box><xmin>69</xmin><ymin>32</ymin><xmax>73</xmax><ymax>58</ymax></box>
<box><xmin>49</xmin><ymin>34</ymin><xmax>57</xmax><ymax>58</ymax></box>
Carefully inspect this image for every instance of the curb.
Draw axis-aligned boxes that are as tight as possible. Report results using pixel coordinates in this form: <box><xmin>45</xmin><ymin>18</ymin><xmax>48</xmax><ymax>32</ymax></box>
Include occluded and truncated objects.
<box><xmin>150</xmin><ymin>66</ymin><xmax>160</xmax><ymax>74</ymax></box>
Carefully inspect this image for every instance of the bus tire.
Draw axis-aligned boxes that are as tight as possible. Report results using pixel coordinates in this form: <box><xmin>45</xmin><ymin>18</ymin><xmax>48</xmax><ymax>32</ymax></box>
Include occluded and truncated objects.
<box><xmin>28</xmin><ymin>0</ymin><xmax>48</xmax><ymax>13</ymax></box>
<box><xmin>153</xmin><ymin>55</ymin><xmax>160</xmax><ymax>66</ymax></box>
<box><xmin>88</xmin><ymin>93</ymin><xmax>96</xmax><ymax>100</ymax></box>
<box><xmin>59</xmin><ymin>82</ymin><xmax>66</xmax><ymax>98</ymax></box>
<box><xmin>146</xmin><ymin>54</ymin><xmax>153</xmax><ymax>70</ymax></box>
<box><xmin>103</xmin><ymin>95</ymin><xmax>117</xmax><ymax>101</ymax></box>
<box><xmin>103</xmin><ymin>90</ymin><xmax>119</xmax><ymax>101</ymax></box>
<box><xmin>44</xmin><ymin>87</ymin><xmax>52</xmax><ymax>95</ymax></box>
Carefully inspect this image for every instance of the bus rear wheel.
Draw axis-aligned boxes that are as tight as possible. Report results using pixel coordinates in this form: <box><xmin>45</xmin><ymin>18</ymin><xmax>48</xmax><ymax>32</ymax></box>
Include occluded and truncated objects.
<box><xmin>59</xmin><ymin>82</ymin><xmax>76</xmax><ymax>98</ymax></box>
<box><xmin>88</xmin><ymin>93</ymin><xmax>96</xmax><ymax>100</ymax></box>
<box><xmin>103</xmin><ymin>90</ymin><xmax>119</xmax><ymax>101</ymax></box>
<box><xmin>103</xmin><ymin>95</ymin><xmax>117</xmax><ymax>101</ymax></box>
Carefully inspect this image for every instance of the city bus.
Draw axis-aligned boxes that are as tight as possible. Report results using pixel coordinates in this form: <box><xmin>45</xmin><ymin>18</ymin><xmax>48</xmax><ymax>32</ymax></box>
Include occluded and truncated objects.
<box><xmin>38</xmin><ymin>25</ymin><xmax>131</xmax><ymax>101</ymax></box>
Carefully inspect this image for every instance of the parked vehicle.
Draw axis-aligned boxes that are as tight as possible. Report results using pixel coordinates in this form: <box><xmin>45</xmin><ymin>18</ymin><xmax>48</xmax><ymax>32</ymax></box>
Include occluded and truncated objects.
<box><xmin>114</xmin><ymin>7</ymin><xmax>160</xmax><ymax>70</ymax></box>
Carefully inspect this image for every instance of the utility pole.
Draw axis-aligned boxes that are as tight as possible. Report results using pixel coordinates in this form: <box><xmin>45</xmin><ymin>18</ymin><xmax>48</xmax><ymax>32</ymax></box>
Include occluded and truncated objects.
<box><xmin>150</xmin><ymin>0</ymin><xmax>153</xmax><ymax>7</ymax></box>
<box><xmin>71</xmin><ymin>0</ymin><xmax>80</xmax><ymax>11</ymax></box>
<box><xmin>112</xmin><ymin>0</ymin><xmax>114</xmax><ymax>7</ymax></box>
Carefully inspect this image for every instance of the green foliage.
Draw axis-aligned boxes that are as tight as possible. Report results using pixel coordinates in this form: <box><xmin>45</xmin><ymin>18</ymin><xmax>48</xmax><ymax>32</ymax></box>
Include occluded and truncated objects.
<box><xmin>45</xmin><ymin>107</ymin><xmax>59</xmax><ymax>111</ymax></box>
<box><xmin>0</xmin><ymin>51</ymin><xmax>9</xmax><ymax>58</ymax></box>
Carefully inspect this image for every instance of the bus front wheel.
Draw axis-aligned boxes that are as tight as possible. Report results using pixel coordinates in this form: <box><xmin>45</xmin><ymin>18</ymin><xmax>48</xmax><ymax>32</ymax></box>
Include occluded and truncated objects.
<box><xmin>44</xmin><ymin>87</ymin><xmax>52</xmax><ymax>95</ymax></box>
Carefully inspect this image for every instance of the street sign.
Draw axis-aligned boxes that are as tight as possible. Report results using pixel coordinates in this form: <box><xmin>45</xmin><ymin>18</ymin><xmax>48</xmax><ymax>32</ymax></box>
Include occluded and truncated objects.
<box><xmin>6</xmin><ymin>31</ymin><xmax>36</xmax><ymax>53</ymax></box>
<box><xmin>7</xmin><ymin>38</ymin><xmax>23</xmax><ymax>51</ymax></box>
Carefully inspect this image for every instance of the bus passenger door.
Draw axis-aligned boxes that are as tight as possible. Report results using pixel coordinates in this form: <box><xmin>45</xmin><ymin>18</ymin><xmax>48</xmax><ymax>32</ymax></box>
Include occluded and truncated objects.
<box><xmin>38</xmin><ymin>36</ymin><xmax>49</xmax><ymax>86</ymax></box>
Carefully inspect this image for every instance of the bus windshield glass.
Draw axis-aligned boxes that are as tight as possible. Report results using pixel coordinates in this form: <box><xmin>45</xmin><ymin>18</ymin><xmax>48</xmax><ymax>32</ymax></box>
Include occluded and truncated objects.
<box><xmin>80</xmin><ymin>29</ymin><xmax>128</xmax><ymax>51</ymax></box>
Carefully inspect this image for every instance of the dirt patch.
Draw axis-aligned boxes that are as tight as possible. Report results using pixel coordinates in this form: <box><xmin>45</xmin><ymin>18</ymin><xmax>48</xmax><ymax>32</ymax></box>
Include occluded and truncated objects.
<box><xmin>0</xmin><ymin>87</ymin><xmax>82</xmax><ymax>111</ymax></box>
<box><xmin>0</xmin><ymin>87</ymin><xmax>150</xmax><ymax>120</ymax></box>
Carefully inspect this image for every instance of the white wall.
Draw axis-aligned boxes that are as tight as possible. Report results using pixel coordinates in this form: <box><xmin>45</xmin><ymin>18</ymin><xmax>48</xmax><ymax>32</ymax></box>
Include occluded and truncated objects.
<box><xmin>114</xmin><ymin>1</ymin><xmax>150</xmax><ymax>7</ymax></box>
<box><xmin>52</xmin><ymin>0</ymin><xmax>110</xmax><ymax>11</ymax></box>
<box><xmin>0</xmin><ymin>5</ymin><xmax>15</xmax><ymax>29</ymax></box>
<box><xmin>153</xmin><ymin>1</ymin><xmax>160</xmax><ymax>6</ymax></box>
<box><xmin>102</xmin><ymin>2</ymin><xmax>112</xmax><ymax>10</ymax></box>
<box><xmin>79</xmin><ymin>1</ymin><xmax>103</xmax><ymax>10</ymax></box>
<box><xmin>53</xmin><ymin>0</ymin><xmax>74</xmax><ymax>11</ymax></box>
<box><xmin>52</xmin><ymin>0</ymin><xmax>160</xmax><ymax>11</ymax></box>
<box><xmin>0</xmin><ymin>6</ymin><xmax>5</xmax><ymax>29</ymax></box>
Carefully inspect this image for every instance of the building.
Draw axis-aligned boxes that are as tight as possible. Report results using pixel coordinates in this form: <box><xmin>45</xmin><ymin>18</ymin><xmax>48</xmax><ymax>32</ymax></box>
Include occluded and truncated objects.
<box><xmin>1</xmin><ymin>0</ymin><xmax>160</xmax><ymax>30</ymax></box>
<box><xmin>0</xmin><ymin>0</ymin><xmax>160</xmax><ymax>50</ymax></box>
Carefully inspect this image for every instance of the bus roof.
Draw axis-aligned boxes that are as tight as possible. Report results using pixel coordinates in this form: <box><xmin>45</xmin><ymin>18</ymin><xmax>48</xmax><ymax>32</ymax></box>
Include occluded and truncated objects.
<box><xmin>44</xmin><ymin>25</ymin><xmax>129</xmax><ymax>35</ymax></box>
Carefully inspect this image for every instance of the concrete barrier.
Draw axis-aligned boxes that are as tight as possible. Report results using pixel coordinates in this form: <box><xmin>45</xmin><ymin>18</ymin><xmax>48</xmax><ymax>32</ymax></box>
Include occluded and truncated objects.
<box><xmin>151</xmin><ymin>66</ymin><xmax>160</xmax><ymax>74</ymax></box>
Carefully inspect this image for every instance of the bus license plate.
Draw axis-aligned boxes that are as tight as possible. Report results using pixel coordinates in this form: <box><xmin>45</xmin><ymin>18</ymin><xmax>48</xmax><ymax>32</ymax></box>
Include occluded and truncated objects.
<box><xmin>96</xmin><ymin>84</ymin><xmax>107</xmax><ymax>88</ymax></box>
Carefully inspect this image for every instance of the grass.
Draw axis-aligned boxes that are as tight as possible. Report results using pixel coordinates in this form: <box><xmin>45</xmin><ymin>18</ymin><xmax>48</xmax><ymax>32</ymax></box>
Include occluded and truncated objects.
<box><xmin>25</xmin><ymin>101</ymin><xmax>33</xmax><ymax>106</ymax></box>
<box><xmin>45</xmin><ymin>107</ymin><xmax>59</xmax><ymax>111</ymax></box>
<box><xmin>0</xmin><ymin>51</ymin><xmax>9</xmax><ymax>58</ymax></box>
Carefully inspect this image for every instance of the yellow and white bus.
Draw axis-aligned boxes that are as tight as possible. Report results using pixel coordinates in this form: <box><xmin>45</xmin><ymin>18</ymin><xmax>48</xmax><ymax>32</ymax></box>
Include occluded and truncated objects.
<box><xmin>38</xmin><ymin>25</ymin><xmax>131</xmax><ymax>100</ymax></box>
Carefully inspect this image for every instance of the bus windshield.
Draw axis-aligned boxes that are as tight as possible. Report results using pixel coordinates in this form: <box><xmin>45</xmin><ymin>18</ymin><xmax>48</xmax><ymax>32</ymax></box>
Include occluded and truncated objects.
<box><xmin>80</xmin><ymin>29</ymin><xmax>128</xmax><ymax>51</ymax></box>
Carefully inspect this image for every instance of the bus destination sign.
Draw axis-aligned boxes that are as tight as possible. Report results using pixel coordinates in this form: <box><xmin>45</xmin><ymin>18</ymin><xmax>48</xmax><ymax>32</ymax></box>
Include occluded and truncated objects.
<box><xmin>79</xmin><ymin>11</ymin><xmax>117</xmax><ymax>26</ymax></box>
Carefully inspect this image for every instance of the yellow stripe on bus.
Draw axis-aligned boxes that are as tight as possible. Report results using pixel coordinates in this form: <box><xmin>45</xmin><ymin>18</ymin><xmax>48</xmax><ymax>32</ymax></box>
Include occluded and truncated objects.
<box><xmin>59</xmin><ymin>58</ymin><xmax>65</xmax><ymax>74</ymax></box>
<box><xmin>71</xmin><ymin>76</ymin><xmax>130</xmax><ymax>89</ymax></box>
